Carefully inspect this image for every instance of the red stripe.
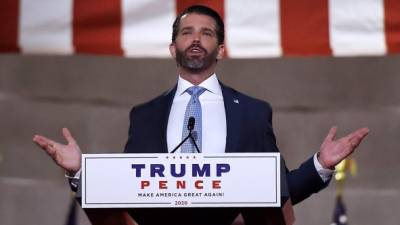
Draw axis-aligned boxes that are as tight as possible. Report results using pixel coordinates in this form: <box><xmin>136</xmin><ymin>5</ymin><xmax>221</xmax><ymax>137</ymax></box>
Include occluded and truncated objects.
<box><xmin>384</xmin><ymin>0</ymin><xmax>400</xmax><ymax>53</ymax></box>
<box><xmin>280</xmin><ymin>0</ymin><xmax>331</xmax><ymax>56</ymax></box>
<box><xmin>0</xmin><ymin>0</ymin><xmax>19</xmax><ymax>52</ymax></box>
<box><xmin>73</xmin><ymin>0</ymin><xmax>122</xmax><ymax>55</ymax></box>
<box><xmin>175</xmin><ymin>0</ymin><xmax>228</xmax><ymax>57</ymax></box>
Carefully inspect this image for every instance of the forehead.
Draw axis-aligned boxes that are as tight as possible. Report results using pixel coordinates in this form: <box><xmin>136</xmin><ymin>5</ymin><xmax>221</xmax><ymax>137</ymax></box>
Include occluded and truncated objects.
<box><xmin>179</xmin><ymin>13</ymin><xmax>217</xmax><ymax>30</ymax></box>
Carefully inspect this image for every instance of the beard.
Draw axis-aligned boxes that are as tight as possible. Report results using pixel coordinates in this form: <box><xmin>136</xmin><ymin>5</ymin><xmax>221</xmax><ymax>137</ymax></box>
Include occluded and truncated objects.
<box><xmin>175</xmin><ymin>43</ymin><xmax>219</xmax><ymax>73</ymax></box>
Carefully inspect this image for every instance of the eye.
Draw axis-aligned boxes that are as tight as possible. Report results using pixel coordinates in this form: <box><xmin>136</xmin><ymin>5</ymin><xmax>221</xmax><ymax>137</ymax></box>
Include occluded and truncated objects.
<box><xmin>181</xmin><ymin>30</ymin><xmax>191</xmax><ymax>35</ymax></box>
<box><xmin>203</xmin><ymin>29</ymin><xmax>216</xmax><ymax>37</ymax></box>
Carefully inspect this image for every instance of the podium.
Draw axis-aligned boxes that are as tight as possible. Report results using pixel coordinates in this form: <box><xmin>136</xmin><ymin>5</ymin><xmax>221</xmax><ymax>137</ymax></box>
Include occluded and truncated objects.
<box><xmin>79</xmin><ymin>153</ymin><xmax>294</xmax><ymax>225</ymax></box>
<box><xmin>239</xmin><ymin>159</ymin><xmax>295</xmax><ymax>225</ymax></box>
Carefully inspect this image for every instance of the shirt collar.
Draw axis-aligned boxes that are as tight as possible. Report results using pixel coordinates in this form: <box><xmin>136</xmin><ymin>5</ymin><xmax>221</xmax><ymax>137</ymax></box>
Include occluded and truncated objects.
<box><xmin>176</xmin><ymin>73</ymin><xmax>222</xmax><ymax>96</ymax></box>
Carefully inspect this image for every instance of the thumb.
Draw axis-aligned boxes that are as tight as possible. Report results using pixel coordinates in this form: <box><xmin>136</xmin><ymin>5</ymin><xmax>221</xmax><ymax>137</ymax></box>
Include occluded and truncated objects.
<box><xmin>62</xmin><ymin>128</ymin><xmax>77</xmax><ymax>145</ymax></box>
<box><xmin>323</xmin><ymin>126</ymin><xmax>337</xmax><ymax>144</ymax></box>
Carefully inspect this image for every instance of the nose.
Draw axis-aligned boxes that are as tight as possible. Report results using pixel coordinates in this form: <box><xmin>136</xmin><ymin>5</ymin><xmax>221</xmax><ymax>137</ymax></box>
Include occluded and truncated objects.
<box><xmin>193</xmin><ymin>31</ymin><xmax>201</xmax><ymax>42</ymax></box>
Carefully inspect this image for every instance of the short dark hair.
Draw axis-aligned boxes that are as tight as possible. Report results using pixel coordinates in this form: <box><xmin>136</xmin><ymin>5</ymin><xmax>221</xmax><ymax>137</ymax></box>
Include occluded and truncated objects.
<box><xmin>172</xmin><ymin>5</ymin><xmax>225</xmax><ymax>45</ymax></box>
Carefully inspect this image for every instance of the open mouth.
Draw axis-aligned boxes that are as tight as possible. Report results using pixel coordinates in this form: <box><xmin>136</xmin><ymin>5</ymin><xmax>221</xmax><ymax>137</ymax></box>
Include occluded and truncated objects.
<box><xmin>186</xmin><ymin>45</ymin><xmax>206</xmax><ymax>56</ymax></box>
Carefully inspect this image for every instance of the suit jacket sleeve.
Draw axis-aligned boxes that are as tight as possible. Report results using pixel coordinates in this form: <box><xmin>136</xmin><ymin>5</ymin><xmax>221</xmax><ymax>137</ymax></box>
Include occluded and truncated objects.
<box><xmin>124</xmin><ymin>107</ymin><xmax>136</xmax><ymax>153</ymax></box>
<box><xmin>262</xmin><ymin>102</ymin><xmax>329</xmax><ymax>205</ymax></box>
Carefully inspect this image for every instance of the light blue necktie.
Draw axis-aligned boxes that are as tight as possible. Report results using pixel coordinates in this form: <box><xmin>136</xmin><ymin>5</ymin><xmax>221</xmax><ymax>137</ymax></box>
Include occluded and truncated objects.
<box><xmin>181</xmin><ymin>86</ymin><xmax>206</xmax><ymax>153</ymax></box>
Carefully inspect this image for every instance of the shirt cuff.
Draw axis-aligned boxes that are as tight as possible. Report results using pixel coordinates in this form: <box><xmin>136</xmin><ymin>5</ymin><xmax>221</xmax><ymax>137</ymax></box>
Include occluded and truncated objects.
<box><xmin>313</xmin><ymin>153</ymin><xmax>334</xmax><ymax>183</ymax></box>
<box><xmin>65</xmin><ymin>169</ymin><xmax>81</xmax><ymax>179</ymax></box>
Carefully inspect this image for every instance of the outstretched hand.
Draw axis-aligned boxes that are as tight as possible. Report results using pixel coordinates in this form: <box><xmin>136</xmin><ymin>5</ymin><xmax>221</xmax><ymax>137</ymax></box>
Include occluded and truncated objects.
<box><xmin>318</xmin><ymin>126</ymin><xmax>369</xmax><ymax>169</ymax></box>
<box><xmin>33</xmin><ymin>128</ymin><xmax>82</xmax><ymax>174</ymax></box>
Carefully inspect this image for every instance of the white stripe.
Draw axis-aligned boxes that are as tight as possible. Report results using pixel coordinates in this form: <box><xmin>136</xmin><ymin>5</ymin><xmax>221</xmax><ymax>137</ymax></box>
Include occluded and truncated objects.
<box><xmin>225</xmin><ymin>0</ymin><xmax>281</xmax><ymax>58</ymax></box>
<box><xmin>19</xmin><ymin>0</ymin><xmax>73</xmax><ymax>54</ymax></box>
<box><xmin>329</xmin><ymin>0</ymin><xmax>386</xmax><ymax>56</ymax></box>
<box><xmin>122</xmin><ymin>0</ymin><xmax>175</xmax><ymax>57</ymax></box>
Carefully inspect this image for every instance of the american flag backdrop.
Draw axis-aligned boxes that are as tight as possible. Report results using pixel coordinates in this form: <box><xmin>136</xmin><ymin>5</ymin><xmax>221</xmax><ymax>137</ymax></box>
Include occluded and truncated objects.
<box><xmin>0</xmin><ymin>0</ymin><xmax>399</xmax><ymax>58</ymax></box>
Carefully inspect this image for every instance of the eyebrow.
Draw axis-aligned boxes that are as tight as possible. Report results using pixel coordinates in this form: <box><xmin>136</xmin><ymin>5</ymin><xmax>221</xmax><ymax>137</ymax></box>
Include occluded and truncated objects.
<box><xmin>179</xmin><ymin>27</ymin><xmax>193</xmax><ymax>32</ymax></box>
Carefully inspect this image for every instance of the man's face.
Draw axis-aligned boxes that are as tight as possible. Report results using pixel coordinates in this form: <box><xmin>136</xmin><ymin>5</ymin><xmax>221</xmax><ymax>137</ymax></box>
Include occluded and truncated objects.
<box><xmin>170</xmin><ymin>13</ymin><xmax>224</xmax><ymax>73</ymax></box>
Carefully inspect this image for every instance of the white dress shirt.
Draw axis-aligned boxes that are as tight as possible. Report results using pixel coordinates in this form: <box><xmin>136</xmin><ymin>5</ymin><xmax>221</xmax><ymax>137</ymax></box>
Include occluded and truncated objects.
<box><xmin>167</xmin><ymin>74</ymin><xmax>226</xmax><ymax>153</ymax></box>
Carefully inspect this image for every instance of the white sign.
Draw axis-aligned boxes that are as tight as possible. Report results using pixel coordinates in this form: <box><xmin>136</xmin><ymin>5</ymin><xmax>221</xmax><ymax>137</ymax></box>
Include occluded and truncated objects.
<box><xmin>81</xmin><ymin>153</ymin><xmax>280</xmax><ymax>208</ymax></box>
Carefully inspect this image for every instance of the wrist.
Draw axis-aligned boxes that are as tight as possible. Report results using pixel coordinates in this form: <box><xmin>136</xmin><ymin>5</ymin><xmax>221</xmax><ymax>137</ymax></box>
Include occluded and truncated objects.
<box><xmin>317</xmin><ymin>152</ymin><xmax>335</xmax><ymax>170</ymax></box>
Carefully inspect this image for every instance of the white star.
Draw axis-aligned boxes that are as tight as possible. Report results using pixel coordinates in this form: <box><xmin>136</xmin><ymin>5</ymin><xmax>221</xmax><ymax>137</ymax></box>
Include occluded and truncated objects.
<box><xmin>339</xmin><ymin>215</ymin><xmax>348</xmax><ymax>223</ymax></box>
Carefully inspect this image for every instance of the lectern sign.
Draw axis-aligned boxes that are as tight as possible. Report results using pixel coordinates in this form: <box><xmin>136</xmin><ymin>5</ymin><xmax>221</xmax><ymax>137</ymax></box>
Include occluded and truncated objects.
<box><xmin>82</xmin><ymin>153</ymin><xmax>280</xmax><ymax>208</ymax></box>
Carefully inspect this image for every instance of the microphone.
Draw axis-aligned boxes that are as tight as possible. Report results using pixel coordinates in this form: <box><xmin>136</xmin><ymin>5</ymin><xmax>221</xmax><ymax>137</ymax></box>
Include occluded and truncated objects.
<box><xmin>171</xmin><ymin>117</ymin><xmax>200</xmax><ymax>153</ymax></box>
<box><xmin>188</xmin><ymin>117</ymin><xmax>195</xmax><ymax>131</ymax></box>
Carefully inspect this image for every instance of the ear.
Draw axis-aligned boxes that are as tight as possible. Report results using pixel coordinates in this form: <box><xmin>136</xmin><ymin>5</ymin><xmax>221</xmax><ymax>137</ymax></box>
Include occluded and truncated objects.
<box><xmin>169</xmin><ymin>43</ymin><xmax>176</xmax><ymax>59</ymax></box>
<box><xmin>216</xmin><ymin>44</ymin><xmax>225</xmax><ymax>60</ymax></box>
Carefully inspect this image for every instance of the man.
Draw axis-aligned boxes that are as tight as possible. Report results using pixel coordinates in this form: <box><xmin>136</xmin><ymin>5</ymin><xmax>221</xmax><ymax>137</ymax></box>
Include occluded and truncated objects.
<box><xmin>33</xmin><ymin>5</ymin><xmax>369</xmax><ymax>225</ymax></box>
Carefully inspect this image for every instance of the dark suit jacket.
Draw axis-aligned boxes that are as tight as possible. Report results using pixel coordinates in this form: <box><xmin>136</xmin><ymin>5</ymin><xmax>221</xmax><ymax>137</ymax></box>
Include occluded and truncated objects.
<box><xmin>124</xmin><ymin>83</ymin><xmax>328</xmax><ymax>225</ymax></box>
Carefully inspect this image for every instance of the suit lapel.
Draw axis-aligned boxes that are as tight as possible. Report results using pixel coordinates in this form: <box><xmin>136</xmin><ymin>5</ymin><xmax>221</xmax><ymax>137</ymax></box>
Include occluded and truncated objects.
<box><xmin>221</xmin><ymin>83</ymin><xmax>242</xmax><ymax>153</ymax></box>
<box><xmin>158</xmin><ymin>85</ymin><xmax>177</xmax><ymax>153</ymax></box>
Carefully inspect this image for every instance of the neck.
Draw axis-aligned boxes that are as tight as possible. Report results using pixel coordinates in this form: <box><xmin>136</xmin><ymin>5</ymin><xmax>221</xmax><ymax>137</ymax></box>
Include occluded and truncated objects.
<box><xmin>178</xmin><ymin>65</ymin><xmax>216</xmax><ymax>85</ymax></box>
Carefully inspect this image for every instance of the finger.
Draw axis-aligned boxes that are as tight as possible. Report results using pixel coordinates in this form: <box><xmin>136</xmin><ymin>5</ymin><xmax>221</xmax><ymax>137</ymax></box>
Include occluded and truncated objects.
<box><xmin>349</xmin><ymin>130</ymin><xmax>369</xmax><ymax>148</ymax></box>
<box><xmin>46</xmin><ymin>142</ymin><xmax>59</xmax><ymax>158</ymax></box>
<box><xmin>33</xmin><ymin>135</ymin><xmax>58</xmax><ymax>155</ymax></box>
<box><xmin>357</xmin><ymin>127</ymin><xmax>370</xmax><ymax>139</ymax></box>
<box><xmin>62</xmin><ymin>128</ymin><xmax>77</xmax><ymax>145</ymax></box>
<box><xmin>33</xmin><ymin>135</ymin><xmax>53</xmax><ymax>148</ymax></box>
<box><xmin>33</xmin><ymin>135</ymin><xmax>46</xmax><ymax>148</ymax></box>
<box><xmin>323</xmin><ymin>126</ymin><xmax>337</xmax><ymax>144</ymax></box>
<box><xmin>345</xmin><ymin>127</ymin><xmax>370</xmax><ymax>142</ymax></box>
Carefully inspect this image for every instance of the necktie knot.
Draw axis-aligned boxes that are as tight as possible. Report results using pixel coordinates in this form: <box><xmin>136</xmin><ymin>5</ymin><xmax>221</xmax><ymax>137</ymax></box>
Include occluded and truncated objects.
<box><xmin>186</xmin><ymin>86</ymin><xmax>206</xmax><ymax>98</ymax></box>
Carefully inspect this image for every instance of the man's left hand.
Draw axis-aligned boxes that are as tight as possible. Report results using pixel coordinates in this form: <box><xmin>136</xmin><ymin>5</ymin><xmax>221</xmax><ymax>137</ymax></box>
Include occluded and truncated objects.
<box><xmin>318</xmin><ymin>126</ymin><xmax>369</xmax><ymax>169</ymax></box>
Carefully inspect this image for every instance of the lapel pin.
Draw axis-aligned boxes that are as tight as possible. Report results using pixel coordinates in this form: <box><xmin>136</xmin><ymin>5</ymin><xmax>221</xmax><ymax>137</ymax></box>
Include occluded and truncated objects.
<box><xmin>233</xmin><ymin>99</ymin><xmax>239</xmax><ymax>104</ymax></box>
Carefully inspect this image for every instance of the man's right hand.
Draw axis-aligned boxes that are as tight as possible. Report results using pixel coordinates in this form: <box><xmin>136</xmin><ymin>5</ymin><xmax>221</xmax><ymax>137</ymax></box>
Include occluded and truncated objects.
<box><xmin>33</xmin><ymin>128</ymin><xmax>82</xmax><ymax>175</ymax></box>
